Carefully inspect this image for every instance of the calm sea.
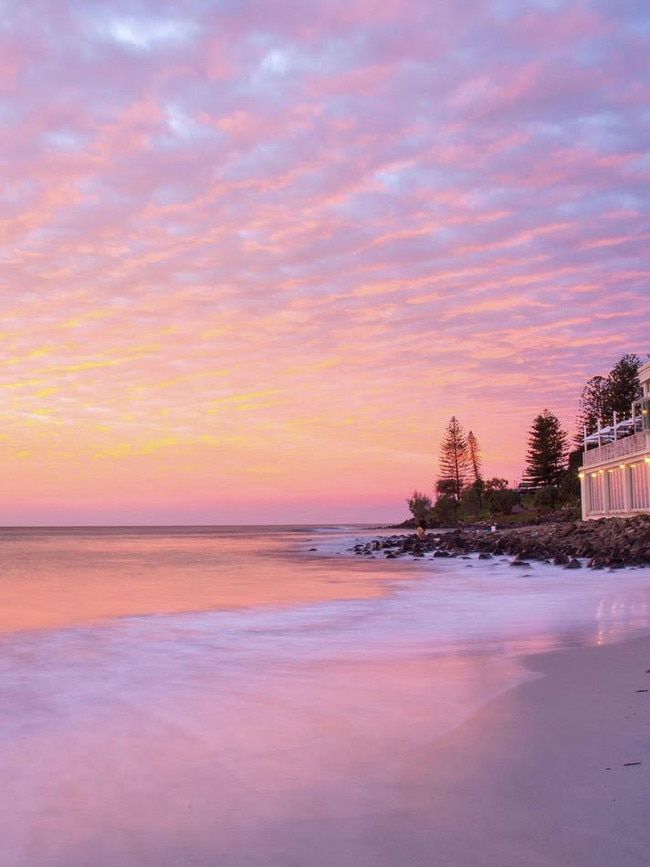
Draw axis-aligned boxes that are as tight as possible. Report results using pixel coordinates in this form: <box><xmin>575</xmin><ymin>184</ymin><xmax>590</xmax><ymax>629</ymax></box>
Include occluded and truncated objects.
<box><xmin>1</xmin><ymin>524</ymin><xmax>650</xmax><ymax>866</ymax></box>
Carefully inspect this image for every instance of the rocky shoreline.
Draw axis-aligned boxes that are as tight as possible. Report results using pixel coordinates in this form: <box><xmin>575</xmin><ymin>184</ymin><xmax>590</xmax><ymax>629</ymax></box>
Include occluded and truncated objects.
<box><xmin>353</xmin><ymin>516</ymin><xmax>650</xmax><ymax>569</ymax></box>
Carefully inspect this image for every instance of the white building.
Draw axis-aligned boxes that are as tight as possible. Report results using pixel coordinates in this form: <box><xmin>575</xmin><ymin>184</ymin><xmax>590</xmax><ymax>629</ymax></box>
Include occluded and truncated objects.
<box><xmin>579</xmin><ymin>359</ymin><xmax>650</xmax><ymax>519</ymax></box>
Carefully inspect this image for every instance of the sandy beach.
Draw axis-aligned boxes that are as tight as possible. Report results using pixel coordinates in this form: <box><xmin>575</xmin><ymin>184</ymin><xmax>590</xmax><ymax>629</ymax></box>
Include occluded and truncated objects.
<box><xmin>110</xmin><ymin>630</ymin><xmax>649</xmax><ymax>867</ymax></box>
<box><xmin>361</xmin><ymin>634</ymin><xmax>650</xmax><ymax>867</ymax></box>
<box><xmin>1</xmin><ymin>526</ymin><xmax>649</xmax><ymax>866</ymax></box>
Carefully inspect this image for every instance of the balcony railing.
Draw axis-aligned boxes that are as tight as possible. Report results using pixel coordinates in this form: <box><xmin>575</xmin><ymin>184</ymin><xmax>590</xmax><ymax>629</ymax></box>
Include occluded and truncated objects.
<box><xmin>582</xmin><ymin>431</ymin><xmax>650</xmax><ymax>467</ymax></box>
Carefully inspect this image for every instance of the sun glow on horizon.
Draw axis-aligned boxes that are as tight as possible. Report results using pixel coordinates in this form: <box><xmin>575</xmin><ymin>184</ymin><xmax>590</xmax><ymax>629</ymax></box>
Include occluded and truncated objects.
<box><xmin>1</xmin><ymin>0</ymin><xmax>649</xmax><ymax>524</ymax></box>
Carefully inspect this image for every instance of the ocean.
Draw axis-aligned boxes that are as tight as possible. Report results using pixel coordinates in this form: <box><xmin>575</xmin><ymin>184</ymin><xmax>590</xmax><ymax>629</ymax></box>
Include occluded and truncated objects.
<box><xmin>2</xmin><ymin>524</ymin><xmax>650</xmax><ymax>866</ymax></box>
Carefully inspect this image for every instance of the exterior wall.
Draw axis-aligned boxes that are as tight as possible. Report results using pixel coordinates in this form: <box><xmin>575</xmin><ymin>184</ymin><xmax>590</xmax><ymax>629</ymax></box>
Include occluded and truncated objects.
<box><xmin>641</xmin><ymin>360</ymin><xmax>650</xmax><ymax>398</ymax></box>
<box><xmin>579</xmin><ymin>434</ymin><xmax>650</xmax><ymax>520</ymax></box>
<box><xmin>579</xmin><ymin>358</ymin><xmax>650</xmax><ymax>520</ymax></box>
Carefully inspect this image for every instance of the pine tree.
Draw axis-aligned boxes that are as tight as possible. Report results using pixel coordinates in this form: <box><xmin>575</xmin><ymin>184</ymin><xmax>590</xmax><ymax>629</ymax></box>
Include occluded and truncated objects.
<box><xmin>438</xmin><ymin>416</ymin><xmax>469</xmax><ymax>500</ymax></box>
<box><xmin>574</xmin><ymin>354</ymin><xmax>642</xmax><ymax>443</ymax></box>
<box><xmin>466</xmin><ymin>431</ymin><xmax>482</xmax><ymax>482</ymax></box>
<box><xmin>606</xmin><ymin>353</ymin><xmax>642</xmax><ymax>420</ymax></box>
<box><xmin>524</xmin><ymin>409</ymin><xmax>568</xmax><ymax>488</ymax></box>
<box><xmin>575</xmin><ymin>375</ymin><xmax>609</xmax><ymax>444</ymax></box>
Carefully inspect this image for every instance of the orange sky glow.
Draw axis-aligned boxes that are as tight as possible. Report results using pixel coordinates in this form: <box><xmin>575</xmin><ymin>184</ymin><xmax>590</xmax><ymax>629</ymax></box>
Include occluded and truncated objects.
<box><xmin>1</xmin><ymin>0</ymin><xmax>649</xmax><ymax>524</ymax></box>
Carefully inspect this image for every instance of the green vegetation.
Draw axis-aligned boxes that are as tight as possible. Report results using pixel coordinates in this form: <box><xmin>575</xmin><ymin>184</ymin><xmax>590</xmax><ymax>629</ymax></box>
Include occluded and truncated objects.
<box><xmin>406</xmin><ymin>353</ymin><xmax>643</xmax><ymax>526</ymax></box>
<box><xmin>574</xmin><ymin>353</ymin><xmax>643</xmax><ymax>444</ymax></box>
<box><xmin>484</xmin><ymin>478</ymin><xmax>519</xmax><ymax>516</ymax></box>
<box><xmin>522</xmin><ymin>409</ymin><xmax>568</xmax><ymax>488</ymax></box>
<box><xmin>406</xmin><ymin>491</ymin><xmax>433</xmax><ymax>524</ymax></box>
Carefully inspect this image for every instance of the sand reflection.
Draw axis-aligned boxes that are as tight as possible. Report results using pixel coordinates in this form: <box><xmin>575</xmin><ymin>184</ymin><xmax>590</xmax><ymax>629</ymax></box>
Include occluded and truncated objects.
<box><xmin>0</xmin><ymin>649</ymin><xmax>533</xmax><ymax>866</ymax></box>
<box><xmin>595</xmin><ymin>591</ymin><xmax>650</xmax><ymax>646</ymax></box>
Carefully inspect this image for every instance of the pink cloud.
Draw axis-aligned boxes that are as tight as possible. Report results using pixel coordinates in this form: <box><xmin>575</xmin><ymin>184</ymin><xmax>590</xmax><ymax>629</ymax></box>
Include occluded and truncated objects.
<box><xmin>0</xmin><ymin>0</ymin><xmax>648</xmax><ymax>522</ymax></box>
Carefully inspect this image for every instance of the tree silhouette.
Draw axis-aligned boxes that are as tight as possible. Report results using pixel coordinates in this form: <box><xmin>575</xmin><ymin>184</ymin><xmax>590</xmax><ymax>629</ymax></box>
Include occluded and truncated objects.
<box><xmin>438</xmin><ymin>416</ymin><xmax>469</xmax><ymax>500</ymax></box>
<box><xmin>406</xmin><ymin>491</ymin><xmax>433</xmax><ymax>523</ymax></box>
<box><xmin>467</xmin><ymin>431</ymin><xmax>482</xmax><ymax>482</ymax></box>
<box><xmin>575</xmin><ymin>375</ymin><xmax>609</xmax><ymax>444</ymax></box>
<box><xmin>606</xmin><ymin>353</ymin><xmax>643</xmax><ymax>419</ymax></box>
<box><xmin>575</xmin><ymin>353</ymin><xmax>642</xmax><ymax>443</ymax></box>
<box><xmin>524</xmin><ymin>409</ymin><xmax>568</xmax><ymax>488</ymax></box>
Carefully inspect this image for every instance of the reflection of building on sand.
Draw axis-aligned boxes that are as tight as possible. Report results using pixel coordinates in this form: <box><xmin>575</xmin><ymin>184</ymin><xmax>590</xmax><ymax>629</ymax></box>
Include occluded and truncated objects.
<box><xmin>596</xmin><ymin>593</ymin><xmax>650</xmax><ymax>646</ymax></box>
<box><xmin>476</xmin><ymin>589</ymin><xmax>650</xmax><ymax>658</ymax></box>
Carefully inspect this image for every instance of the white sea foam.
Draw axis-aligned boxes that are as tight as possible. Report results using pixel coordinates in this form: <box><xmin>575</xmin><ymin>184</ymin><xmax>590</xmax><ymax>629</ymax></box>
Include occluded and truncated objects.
<box><xmin>1</xmin><ymin>526</ymin><xmax>649</xmax><ymax>866</ymax></box>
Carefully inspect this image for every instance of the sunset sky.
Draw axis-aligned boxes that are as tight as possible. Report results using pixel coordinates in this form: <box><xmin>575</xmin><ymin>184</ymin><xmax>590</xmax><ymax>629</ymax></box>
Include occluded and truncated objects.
<box><xmin>1</xmin><ymin>0</ymin><xmax>649</xmax><ymax>525</ymax></box>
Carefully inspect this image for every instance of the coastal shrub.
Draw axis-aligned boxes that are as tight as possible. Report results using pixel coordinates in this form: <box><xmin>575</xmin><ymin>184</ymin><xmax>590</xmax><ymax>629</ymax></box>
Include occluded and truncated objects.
<box><xmin>434</xmin><ymin>494</ymin><xmax>461</xmax><ymax>524</ymax></box>
<box><xmin>533</xmin><ymin>485</ymin><xmax>560</xmax><ymax>512</ymax></box>
<box><xmin>406</xmin><ymin>491</ymin><xmax>434</xmax><ymax>524</ymax></box>
<box><xmin>484</xmin><ymin>477</ymin><xmax>509</xmax><ymax>492</ymax></box>
<box><xmin>460</xmin><ymin>484</ymin><xmax>481</xmax><ymax>517</ymax></box>
<box><xmin>558</xmin><ymin>448</ymin><xmax>582</xmax><ymax>504</ymax></box>
<box><xmin>485</xmin><ymin>487</ymin><xmax>519</xmax><ymax>516</ymax></box>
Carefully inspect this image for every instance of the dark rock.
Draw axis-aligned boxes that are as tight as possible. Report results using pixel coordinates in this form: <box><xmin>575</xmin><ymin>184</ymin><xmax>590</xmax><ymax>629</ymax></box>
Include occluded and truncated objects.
<box><xmin>564</xmin><ymin>558</ymin><xmax>582</xmax><ymax>570</ymax></box>
<box><xmin>356</xmin><ymin>515</ymin><xmax>650</xmax><ymax>568</ymax></box>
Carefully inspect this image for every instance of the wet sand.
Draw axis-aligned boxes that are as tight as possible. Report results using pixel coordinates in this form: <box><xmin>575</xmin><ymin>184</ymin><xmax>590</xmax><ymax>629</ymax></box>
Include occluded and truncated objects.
<box><xmin>81</xmin><ymin>632</ymin><xmax>647</xmax><ymax>867</ymax></box>
<box><xmin>2</xmin><ymin>527</ymin><xmax>649</xmax><ymax>864</ymax></box>
<box><xmin>149</xmin><ymin>634</ymin><xmax>648</xmax><ymax>867</ymax></box>
<box><xmin>328</xmin><ymin>633</ymin><xmax>650</xmax><ymax>867</ymax></box>
<box><xmin>7</xmin><ymin>634</ymin><xmax>648</xmax><ymax>866</ymax></box>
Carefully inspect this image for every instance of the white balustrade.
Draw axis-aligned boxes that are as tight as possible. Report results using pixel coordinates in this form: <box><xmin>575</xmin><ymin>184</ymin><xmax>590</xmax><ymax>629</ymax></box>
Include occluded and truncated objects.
<box><xmin>583</xmin><ymin>431</ymin><xmax>650</xmax><ymax>467</ymax></box>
